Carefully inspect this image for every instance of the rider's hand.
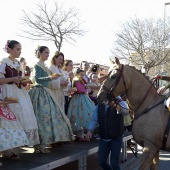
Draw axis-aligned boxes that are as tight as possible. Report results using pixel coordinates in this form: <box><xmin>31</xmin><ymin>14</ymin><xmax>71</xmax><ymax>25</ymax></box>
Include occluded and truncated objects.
<box><xmin>116</xmin><ymin>105</ymin><xmax>121</xmax><ymax>111</ymax></box>
<box><xmin>156</xmin><ymin>74</ymin><xmax>162</xmax><ymax>80</ymax></box>
<box><xmin>157</xmin><ymin>86</ymin><xmax>167</xmax><ymax>95</ymax></box>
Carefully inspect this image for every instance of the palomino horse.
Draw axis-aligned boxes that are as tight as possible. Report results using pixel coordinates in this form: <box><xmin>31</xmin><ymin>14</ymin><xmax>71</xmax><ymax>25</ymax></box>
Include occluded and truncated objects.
<box><xmin>97</xmin><ymin>57</ymin><xmax>170</xmax><ymax>170</ymax></box>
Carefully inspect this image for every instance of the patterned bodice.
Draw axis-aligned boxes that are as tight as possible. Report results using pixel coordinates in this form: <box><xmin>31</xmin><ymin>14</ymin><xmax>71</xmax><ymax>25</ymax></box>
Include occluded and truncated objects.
<box><xmin>4</xmin><ymin>65</ymin><xmax>22</xmax><ymax>78</ymax></box>
<box><xmin>4</xmin><ymin>65</ymin><xmax>22</xmax><ymax>88</ymax></box>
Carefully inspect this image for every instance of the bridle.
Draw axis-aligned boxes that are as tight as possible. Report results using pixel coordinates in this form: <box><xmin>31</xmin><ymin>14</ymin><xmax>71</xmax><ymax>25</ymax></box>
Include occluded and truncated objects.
<box><xmin>102</xmin><ymin>64</ymin><xmax>126</xmax><ymax>102</ymax></box>
<box><xmin>101</xmin><ymin>64</ymin><xmax>159</xmax><ymax>113</ymax></box>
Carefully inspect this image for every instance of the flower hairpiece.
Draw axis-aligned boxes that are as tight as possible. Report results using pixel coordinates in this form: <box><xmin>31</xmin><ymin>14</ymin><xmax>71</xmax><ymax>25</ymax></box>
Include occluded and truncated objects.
<box><xmin>4</xmin><ymin>40</ymin><xmax>10</xmax><ymax>53</ymax></box>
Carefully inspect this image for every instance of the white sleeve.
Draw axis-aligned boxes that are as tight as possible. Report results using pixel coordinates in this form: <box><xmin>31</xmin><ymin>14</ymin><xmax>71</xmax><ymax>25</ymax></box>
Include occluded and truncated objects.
<box><xmin>0</xmin><ymin>61</ymin><xmax>6</xmax><ymax>74</ymax></box>
<box><xmin>49</xmin><ymin>79</ymin><xmax>60</xmax><ymax>90</ymax></box>
<box><xmin>49</xmin><ymin>65</ymin><xmax>57</xmax><ymax>74</ymax></box>
<box><xmin>48</xmin><ymin>65</ymin><xmax>61</xmax><ymax>90</ymax></box>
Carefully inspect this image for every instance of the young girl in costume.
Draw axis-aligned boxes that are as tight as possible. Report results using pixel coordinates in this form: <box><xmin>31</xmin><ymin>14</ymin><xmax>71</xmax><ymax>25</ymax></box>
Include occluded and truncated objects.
<box><xmin>87</xmin><ymin>72</ymin><xmax>101</xmax><ymax>105</ymax></box>
<box><xmin>80</xmin><ymin>61</ymin><xmax>90</xmax><ymax>84</ymax></box>
<box><xmin>0</xmin><ymin>78</ymin><xmax>29</xmax><ymax>160</ymax></box>
<box><xmin>20</xmin><ymin>57</ymin><xmax>31</xmax><ymax>90</ymax></box>
<box><xmin>0</xmin><ymin>40</ymin><xmax>40</xmax><ymax>147</ymax></box>
<box><xmin>29</xmin><ymin>46</ymin><xmax>74</xmax><ymax>153</ymax></box>
<box><xmin>62</xmin><ymin>60</ymin><xmax>77</xmax><ymax>115</ymax></box>
<box><xmin>67</xmin><ymin>68</ymin><xmax>95</xmax><ymax>141</ymax></box>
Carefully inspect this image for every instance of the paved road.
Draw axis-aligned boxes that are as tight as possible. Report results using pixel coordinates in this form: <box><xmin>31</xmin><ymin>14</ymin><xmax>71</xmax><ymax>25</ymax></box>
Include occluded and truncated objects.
<box><xmin>54</xmin><ymin>148</ymin><xmax>170</xmax><ymax>170</ymax></box>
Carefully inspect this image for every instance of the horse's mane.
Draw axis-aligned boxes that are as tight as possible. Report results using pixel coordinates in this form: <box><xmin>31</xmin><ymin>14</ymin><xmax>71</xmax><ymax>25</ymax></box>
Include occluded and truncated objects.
<box><xmin>125</xmin><ymin>64</ymin><xmax>157</xmax><ymax>90</ymax></box>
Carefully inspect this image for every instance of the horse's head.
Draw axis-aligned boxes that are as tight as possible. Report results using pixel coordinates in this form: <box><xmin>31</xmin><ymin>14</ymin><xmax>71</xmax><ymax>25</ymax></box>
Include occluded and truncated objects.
<box><xmin>97</xmin><ymin>57</ymin><xmax>126</xmax><ymax>103</ymax></box>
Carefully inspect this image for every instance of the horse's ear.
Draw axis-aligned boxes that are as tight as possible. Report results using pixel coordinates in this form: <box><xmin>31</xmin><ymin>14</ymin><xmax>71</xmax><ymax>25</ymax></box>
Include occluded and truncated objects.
<box><xmin>115</xmin><ymin>57</ymin><xmax>120</xmax><ymax>65</ymax></box>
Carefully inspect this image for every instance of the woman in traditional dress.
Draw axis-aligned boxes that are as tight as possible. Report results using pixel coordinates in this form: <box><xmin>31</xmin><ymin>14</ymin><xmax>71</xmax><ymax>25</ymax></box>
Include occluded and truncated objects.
<box><xmin>20</xmin><ymin>57</ymin><xmax>31</xmax><ymax>90</ymax></box>
<box><xmin>67</xmin><ymin>68</ymin><xmax>95</xmax><ymax>141</ymax></box>
<box><xmin>20</xmin><ymin>57</ymin><xmax>31</xmax><ymax>77</ymax></box>
<box><xmin>80</xmin><ymin>61</ymin><xmax>90</xmax><ymax>84</ymax></box>
<box><xmin>0</xmin><ymin>77</ymin><xmax>29</xmax><ymax>160</ymax></box>
<box><xmin>62</xmin><ymin>60</ymin><xmax>77</xmax><ymax>114</ymax></box>
<box><xmin>29</xmin><ymin>46</ymin><xmax>74</xmax><ymax>153</ymax></box>
<box><xmin>0</xmin><ymin>40</ymin><xmax>40</xmax><ymax>147</ymax></box>
<box><xmin>49</xmin><ymin>52</ymin><xmax>68</xmax><ymax>112</ymax></box>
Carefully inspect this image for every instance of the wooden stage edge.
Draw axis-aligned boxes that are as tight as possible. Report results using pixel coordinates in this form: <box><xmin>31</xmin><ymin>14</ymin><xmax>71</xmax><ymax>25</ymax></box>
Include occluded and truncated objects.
<box><xmin>0</xmin><ymin>132</ymin><xmax>134</xmax><ymax>170</ymax></box>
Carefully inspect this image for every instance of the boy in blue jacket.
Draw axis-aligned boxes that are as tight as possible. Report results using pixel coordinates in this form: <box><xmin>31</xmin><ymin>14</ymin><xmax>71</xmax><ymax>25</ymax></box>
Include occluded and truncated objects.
<box><xmin>86</xmin><ymin>96</ymin><xmax>128</xmax><ymax>170</ymax></box>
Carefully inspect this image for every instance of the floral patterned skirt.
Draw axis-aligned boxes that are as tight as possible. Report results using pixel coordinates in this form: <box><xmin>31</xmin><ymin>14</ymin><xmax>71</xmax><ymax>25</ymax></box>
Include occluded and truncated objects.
<box><xmin>1</xmin><ymin>84</ymin><xmax>40</xmax><ymax>146</ymax></box>
<box><xmin>67</xmin><ymin>94</ymin><xmax>95</xmax><ymax>131</ymax></box>
<box><xmin>0</xmin><ymin>106</ymin><xmax>29</xmax><ymax>151</ymax></box>
<box><xmin>29</xmin><ymin>86</ymin><xmax>74</xmax><ymax>145</ymax></box>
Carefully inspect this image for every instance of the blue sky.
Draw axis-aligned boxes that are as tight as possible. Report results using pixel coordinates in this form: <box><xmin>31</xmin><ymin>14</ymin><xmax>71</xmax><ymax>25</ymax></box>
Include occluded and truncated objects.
<box><xmin>0</xmin><ymin>0</ymin><xmax>170</xmax><ymax>67</ymax></box>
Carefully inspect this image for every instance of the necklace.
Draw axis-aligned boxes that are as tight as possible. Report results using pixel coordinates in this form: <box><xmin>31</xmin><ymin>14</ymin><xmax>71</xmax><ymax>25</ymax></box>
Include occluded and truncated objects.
<box><xmin>8</xmin><ymin>57</ymin><xmax>16</xmax><ymax>64</ymax></box>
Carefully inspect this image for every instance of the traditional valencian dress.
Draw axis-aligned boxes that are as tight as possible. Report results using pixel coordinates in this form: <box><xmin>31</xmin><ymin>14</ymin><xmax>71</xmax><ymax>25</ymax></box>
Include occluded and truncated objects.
<box><xmin>49</xmin><ymin>65</ymin><xmax>67</xmax><ymax>112</ymax></box>
<box><xmin>62</xmin><ymin>70</ymin><xmax>72</xmax><ymax>114</ymax></box>
<box><xmin>67</xmin><ymin>76</ymin><xmax>95</xmax><ymax>132</ymax></box>
<box><xmin>29</xmin><ymin>61</ymin><xmax>74</xmax><ymax>145</ymax></box>
<box><xmin>0</xmin><ymin>87</ymin><xmax>29</xmax><ymax>151</ymax></box>
<box><xmin>0</xmin><ymin>58</ymin><xmax>40</xmax><ymax>146</ymax></box>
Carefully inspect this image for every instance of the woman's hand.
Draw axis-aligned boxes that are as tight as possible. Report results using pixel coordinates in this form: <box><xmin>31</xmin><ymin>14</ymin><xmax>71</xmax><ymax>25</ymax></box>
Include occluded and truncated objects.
<box><xmin>51</xmin><ymin>73</ymin><xmax>61</xmax><ymax>79</ymax></box>
<box><xmin>110</xmin><ymin>101</ymin><xmax>117</xmax><ymax>107</ymax></box>
<box><xmin>85</xmin><ymin>130</ymin><xmax>92</xmax><ymax>141</ymax></box>
<box><xmin>69</xmin><ymin>87</ymin><xmax>77</xmax><ymax>92</ymax></box>
<box><xmin>61</xmin><ymin>80</ymin><xmax>69</xmax><ymax>87</ymax></box>
<box><xmin>12</xmin><ymin>77</ymin><xmax>22</xmax><ymax>83</ymax></box>
<box><xmin>156</xmin><ymin>74</ymin><xmax>162</xmax><ymax>80</ymax></box>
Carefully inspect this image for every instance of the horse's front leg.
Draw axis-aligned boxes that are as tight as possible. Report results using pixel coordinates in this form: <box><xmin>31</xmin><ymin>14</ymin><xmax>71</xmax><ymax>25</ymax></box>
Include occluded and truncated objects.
<box><xmin>150</xmin><ymin>150</ymin><xmax>159</xmax><ymax>170</ymax></box>
<box><xmin>139</xmin><ymin>141</ymin><xmax>159</xmax><ymax>170</ymax></box>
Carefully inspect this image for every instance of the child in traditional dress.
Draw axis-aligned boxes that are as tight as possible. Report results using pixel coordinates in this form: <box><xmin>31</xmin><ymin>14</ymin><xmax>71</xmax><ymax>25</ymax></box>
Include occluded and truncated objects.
<box><xmin>87</xmin><ymin>72</ymin><xmax>101</xmax><ymax>105</ymax></box>
<box><xmin>20</xmin><ymin>57</ymin><xmax>31</xmax><ymax>90</ymax></box>
<box><xmin>67</xmin><ymin>68</ymin><xmax>95</xmax><ymax>141</ymax></box>
<box><xmin>0</xmin><ymin>78</ymin><xmax>29</xmax><ymax>161</ymax></box>
<box><xmin>80</xmin><ymin>61</ymin><xmax>90</xmax><ymax>84</ymax></box>
<box><xmin>62</xmin><ymin>60</ymin><xmax>77</xmax><ymax>115</ymax></box>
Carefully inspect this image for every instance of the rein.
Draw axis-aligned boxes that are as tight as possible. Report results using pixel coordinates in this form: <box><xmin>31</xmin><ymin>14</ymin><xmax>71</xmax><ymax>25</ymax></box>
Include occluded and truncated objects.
<box><xmin>133</xmin><ymin>99</ymin><xmax>164</xmax><ymax>120</ymax></box>
<box><xmin>134</xmin><ymin>77</ymin><xmax>158</xmax><ymax>112</ymax></box>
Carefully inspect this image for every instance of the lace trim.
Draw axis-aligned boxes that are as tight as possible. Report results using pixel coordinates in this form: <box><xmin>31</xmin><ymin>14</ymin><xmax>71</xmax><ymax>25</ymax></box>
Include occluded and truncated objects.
<box><xmin>1</xmin><ymin>58</ymin><xmax>20</xmax><ymax>70</ymax></box>
<box><xmin>36</xmin><ymin>61</ymin><xmax>52</xmax><ymax>76</ymax></box>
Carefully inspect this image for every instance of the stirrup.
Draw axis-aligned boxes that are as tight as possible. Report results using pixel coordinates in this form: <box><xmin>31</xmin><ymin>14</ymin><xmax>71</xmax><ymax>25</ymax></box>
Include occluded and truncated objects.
<box><xmin>2</xmin><ymin>152</ymin><xmax>19</xmax><ymax>160</ymax></box>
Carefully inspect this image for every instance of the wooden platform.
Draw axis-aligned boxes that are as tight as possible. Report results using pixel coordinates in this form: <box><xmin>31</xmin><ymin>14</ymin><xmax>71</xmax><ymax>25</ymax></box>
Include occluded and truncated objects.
<box><xmin>0</xmin><ymin>132</ymin><xmax>134</xmax><ymax>170</ymax></box>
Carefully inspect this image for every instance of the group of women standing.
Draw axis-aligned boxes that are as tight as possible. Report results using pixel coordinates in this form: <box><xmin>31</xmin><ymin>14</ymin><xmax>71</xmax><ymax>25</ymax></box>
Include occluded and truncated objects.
<box><xmin>0</xmin><ymin>40</ymin><xmax>101</xmax><ymax>162</ymax></box>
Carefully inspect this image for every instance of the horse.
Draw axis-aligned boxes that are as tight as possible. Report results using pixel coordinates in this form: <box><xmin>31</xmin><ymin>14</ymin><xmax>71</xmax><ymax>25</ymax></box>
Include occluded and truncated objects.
<box><xmin>97</xmin><ymin>57</ymin><xmax>170</xmax><ymax>170</ymax></box>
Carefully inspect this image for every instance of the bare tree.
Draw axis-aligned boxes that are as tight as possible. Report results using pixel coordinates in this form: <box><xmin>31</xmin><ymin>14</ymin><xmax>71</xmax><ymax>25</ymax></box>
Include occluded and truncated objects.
<box><xmin>111</xmin><ymin>17</ymin><xmax>170</xmax><ymax>74</ymax></box>
<box><xmin>19</xmin><ymin>1</ymin><xmax>85</xmax><ymax>52</ymax></box>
